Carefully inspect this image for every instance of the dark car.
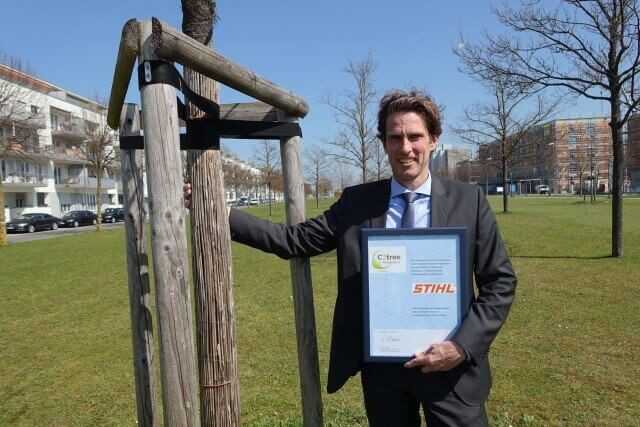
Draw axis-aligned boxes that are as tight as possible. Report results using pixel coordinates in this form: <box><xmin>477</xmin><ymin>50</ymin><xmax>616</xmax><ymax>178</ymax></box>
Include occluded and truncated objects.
<box><xmin>101</xmin><ymin>208</ymin><xmax>124</xmax><ymax>223</ymax></box>
<box><xmin>60</xmin><ymin>210</ymin><xmax>97</xmax><ymax>228</ymax></box>
<box><xmin>5</xmin><ymin>213</ymin><xmax>62</xmax><ymax>233</ymax></box>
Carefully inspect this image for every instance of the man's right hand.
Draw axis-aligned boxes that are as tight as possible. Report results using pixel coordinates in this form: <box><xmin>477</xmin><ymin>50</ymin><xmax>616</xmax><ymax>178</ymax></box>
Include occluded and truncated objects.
<box><xmin>183</xmin><ymin>182</ymin><xmax>192</xmax><ymax>209</ymax></box>
<box><xmin>183</xmin><ymin>182</ymin><xmax>231</xmax><ymax>216</ymax></box>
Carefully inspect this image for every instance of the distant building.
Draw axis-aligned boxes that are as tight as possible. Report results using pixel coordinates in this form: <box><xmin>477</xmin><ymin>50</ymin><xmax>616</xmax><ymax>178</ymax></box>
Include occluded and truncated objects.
<box><xmin>469</xmin><ymin>117</ymin><xmax>627</xmax><ymax>194</ymax></box>
<box><xmin>1</xmin><ymin>64</ymin><xmax>120</xmax><ymax>222</ymax></box>
<box><xmin>431</xmin><ymin>146</ymin><xmax>472</xmax><ymax>180</ymax></box>
<box><xmin>220</xmin><ymin>154</ymin><xmax>284</xmax><ymax>203</ymax></box>
<box><xmin>624</xmin><ymin>114</ymin><xmax>640</xmax><ymax>192</ymax></box>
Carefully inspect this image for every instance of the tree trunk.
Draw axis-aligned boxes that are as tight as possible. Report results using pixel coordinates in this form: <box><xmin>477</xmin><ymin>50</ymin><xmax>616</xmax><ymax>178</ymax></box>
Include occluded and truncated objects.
<box><xmin>0</xmin><ymin>186</ymin><xmax>6</xmax><ymax>246</ymax></box>
<box><xmin>96</xmin><ymin>171</ymin><xmax>102</xmax><ymax>231</ymax></box>
<box><xmin>610</xmin><ymin>99</ymin><xmax>624</xmax><ymax>257</ymax></box>
<box><xmin>501</xmin><ymin>143</ymin><xmax>508</xmax><ymax>213</ymax></box>
<box><xmin>182</xmin><ymin>2</ymin><xmax>242</xmax><ymax>425</ymax></box>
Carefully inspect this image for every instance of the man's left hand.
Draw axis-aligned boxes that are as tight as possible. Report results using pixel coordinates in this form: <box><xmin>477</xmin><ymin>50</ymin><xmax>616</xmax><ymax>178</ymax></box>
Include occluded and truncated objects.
<box><xmin>403</xmin><ymin>341</ymin><xmax>465</xmax><ymax>373</ymax></box>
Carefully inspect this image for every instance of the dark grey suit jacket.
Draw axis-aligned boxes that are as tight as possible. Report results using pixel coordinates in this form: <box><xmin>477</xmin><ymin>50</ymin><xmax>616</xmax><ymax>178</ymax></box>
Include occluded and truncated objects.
<box><xmin>230</xmin><ymin>176</ymin><xmax>516</xmax><ymax>404</ymax></box>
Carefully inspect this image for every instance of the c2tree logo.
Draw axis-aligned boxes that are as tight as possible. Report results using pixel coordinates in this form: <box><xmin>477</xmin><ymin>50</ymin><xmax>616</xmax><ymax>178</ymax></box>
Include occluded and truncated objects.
<box><xmin>370</xmin><ymin>247</ymin><xmax>406</xmax><ymax>273</ymax></box>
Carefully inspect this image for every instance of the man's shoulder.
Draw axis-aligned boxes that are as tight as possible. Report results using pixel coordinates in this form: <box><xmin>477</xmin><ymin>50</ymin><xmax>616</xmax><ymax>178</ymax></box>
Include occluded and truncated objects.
<box><xmin>341</xmin><ymin>179</ymin><xmax>390</xmax><ymax>198</ymax></box>
<box><xmin>434</xmin><ymin>176</ymin><xmax>480</xmax><ymax>197</ymax></box>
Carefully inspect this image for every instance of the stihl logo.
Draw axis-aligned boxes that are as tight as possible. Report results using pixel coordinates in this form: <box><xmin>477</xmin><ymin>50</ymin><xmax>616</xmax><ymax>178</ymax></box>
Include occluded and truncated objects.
<box><xmin>412</xmin><ymin>283</ymin><xmax>456</xmax><ymax>294</ymax></box>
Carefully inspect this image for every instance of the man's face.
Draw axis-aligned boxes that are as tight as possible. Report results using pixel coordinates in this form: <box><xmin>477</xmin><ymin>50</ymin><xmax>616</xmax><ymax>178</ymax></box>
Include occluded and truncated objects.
<box><xmin>383</xmin><ymin>111</ymin><xmax>438</xmax><ymax>189</ymax></box>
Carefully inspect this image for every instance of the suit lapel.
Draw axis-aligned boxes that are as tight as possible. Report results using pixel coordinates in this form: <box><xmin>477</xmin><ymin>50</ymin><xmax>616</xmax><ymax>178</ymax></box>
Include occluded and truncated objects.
<box><xmin>369</xmin><ymin>179</ymin><xmax>390</xmax><ymax>228</ymax></box>
<box><xmin>430</xmin><ymin>176</ymin><xmax>449</xmax><ymax>228</ymax></box>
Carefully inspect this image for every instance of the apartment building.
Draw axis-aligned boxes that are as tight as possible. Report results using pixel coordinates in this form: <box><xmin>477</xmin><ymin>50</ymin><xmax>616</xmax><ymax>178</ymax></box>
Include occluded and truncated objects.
<box><xmin>1</xmin><ymin>64</ymin><xmax>120</xmax><ymax>222</ymax></box>
<box><xmin>623</xmin><ymin>114</ymin><xmax>640</xmax><ymax>192</ymax></box>
<box><xmin>431</xmin><ymin>146</ymin><xmax>472</xmax><ymax>180</ymax></box>
<box><xmin>460</xmin><ymin>117</ymin><xmax>617</xmax><ymax>194</ymax></box>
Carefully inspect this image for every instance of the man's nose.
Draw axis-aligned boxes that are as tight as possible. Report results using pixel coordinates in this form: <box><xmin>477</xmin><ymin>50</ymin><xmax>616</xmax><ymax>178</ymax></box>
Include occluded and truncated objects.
<box><xmin>399</xmin><ymin>136</ymin><xmax>412</xmax><ymax>153</ymax></box>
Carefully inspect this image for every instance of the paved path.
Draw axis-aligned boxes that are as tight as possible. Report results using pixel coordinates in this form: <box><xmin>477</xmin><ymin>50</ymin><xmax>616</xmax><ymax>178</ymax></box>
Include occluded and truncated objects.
<box><xmin>7</xmin><ymin>222</ymin><xmax>124</xmax><ymax>244</ymax></box>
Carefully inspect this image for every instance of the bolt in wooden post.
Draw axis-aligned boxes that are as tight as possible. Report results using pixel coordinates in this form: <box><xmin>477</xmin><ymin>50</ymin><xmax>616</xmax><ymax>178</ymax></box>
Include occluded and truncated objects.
<box><xmin>120</xmin><ymin>103</ymin><xmax>159</xmax><ymax>427</ymax></box>
<box><xmin>280</xmin><ymin>126</ymin><xmax>324</xmax><ymax>427</ymax></box>
<box><xmin>138</xmin><ymin>21</ymin><xmax>200</xmax><ymax>427</ymax></box>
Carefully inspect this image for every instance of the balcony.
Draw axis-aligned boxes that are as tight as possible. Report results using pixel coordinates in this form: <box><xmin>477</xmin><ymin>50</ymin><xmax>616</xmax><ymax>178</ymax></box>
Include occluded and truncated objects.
<box><xmin>50</xmin><ymin>116</ymin><xmax>87</xmax><ymax>141</ymax></box>
<box><xmin>41</xmin><ymin>144</ymin><xmax>88</xmax><ymax>165</ymax></box>
<box><xmin>0</xmin><ymin>106</ymin><xmax>46</xmax><ymax>130</ymax></box>
<box><xmin>1</xmin><ymin>173</ymin><xmax>48</xmax><ymax>187</ymax></box>
<box><xmin>55</xmin><ymin>175</ymin><xmax>116</xmax><ymax>190</ymax></box>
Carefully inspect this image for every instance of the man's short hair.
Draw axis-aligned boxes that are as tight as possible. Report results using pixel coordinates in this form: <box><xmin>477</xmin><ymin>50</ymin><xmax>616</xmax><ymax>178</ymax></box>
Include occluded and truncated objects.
<box><xmin>376</xmin><ymin>89</ymin><xmax>442</xmax><ymax>141</ymax></box>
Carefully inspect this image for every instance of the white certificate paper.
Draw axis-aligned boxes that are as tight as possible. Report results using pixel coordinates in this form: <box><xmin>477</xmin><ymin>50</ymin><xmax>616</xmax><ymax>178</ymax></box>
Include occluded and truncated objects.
<box><xmin>362</xmin><ymin>228</ymin><xmax>467</xmax><ymax>362</ymax></box>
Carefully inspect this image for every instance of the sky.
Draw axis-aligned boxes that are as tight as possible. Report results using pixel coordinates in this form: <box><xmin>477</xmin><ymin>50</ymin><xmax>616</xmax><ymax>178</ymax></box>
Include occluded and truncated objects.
<box><xmin>1</xmin><ymin>1</ymin><xmax>609</xmax><ymax>166</ymax></box>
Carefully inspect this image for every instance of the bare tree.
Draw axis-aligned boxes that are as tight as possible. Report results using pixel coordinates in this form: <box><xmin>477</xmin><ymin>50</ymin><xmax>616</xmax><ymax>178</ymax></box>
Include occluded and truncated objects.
<box><xmin>0</xmin><ymin>56</ymin><xmax>43</xmax><ymax>246</ymax></box>
<box><xmin>457</xmin><ymin>0</ymin><xmax>640</xmax><ymax>255</ymax></box>
<box><xmin>254</xmin><ymin>140</ymin><xmax>280</xmax><ymax>216</ymax></box>
<box><xmin>451</xmin><ymin>74</ymin><xmax>559</xmax><ymax>213</ymax></box>
<box><xmin>333</xmin><ymin>160</ymin><xmax>354</xmax><ymax>192</ymax></box>
<box><xmin>80</xmin><ymin>118</ymin><xmax>118</xmax><ymax>231</ymax></box>
<box><xmin>305</xmin><ymin>145</ymin><xmax>329</xmax><ymax>208</ymax></box>
<box><xmin>326</xmin><ymin>54</ymin><xmax>378</xmax><ymax>183</ymax></box>
<box><xmin>369</xmin><ymin>139</ymin><xmax>390</xmax><ymax>181</ymax></box>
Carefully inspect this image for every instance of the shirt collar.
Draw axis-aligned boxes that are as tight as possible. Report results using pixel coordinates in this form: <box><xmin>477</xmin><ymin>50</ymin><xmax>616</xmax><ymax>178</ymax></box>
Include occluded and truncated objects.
<box><xmin>390</xmin><ymin>174</ymin><xmax>432</xmax><ymax>199</ymax></box>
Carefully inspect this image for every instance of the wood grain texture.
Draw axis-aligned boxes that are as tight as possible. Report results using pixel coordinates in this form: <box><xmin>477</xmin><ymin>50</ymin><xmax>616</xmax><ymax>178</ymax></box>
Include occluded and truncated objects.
<box><xmin>150</xmin><ymin>18</ymin><xmax>309</xmax><ymax>118</ymax></box>
<box><xmin>139</xmin><ymin>21</ymin><xmax>201</xmax><ymax>427</ymax></box>
<box><xmin>108</xmin><ymin>19</ymin><xmax>139</xmax><ymax>130</ymax></box>
<box><xmin>120</xmin><ymin>103</ymin><xmax>159</xmax><ymax>427</ymax></box>
<box><xmin>219</xmin><ymin>102</ymin><xmax>284</xmax><ymax>122</ymax></box>
<box><xmin>280</xmin><ymin>131</ymin><xmax>324</xmax><ymax>427</ymax></box>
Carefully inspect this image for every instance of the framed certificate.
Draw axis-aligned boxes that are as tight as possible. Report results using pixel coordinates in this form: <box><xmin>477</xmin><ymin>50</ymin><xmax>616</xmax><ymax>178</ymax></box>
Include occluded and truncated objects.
<box><xmin>361</xmin><ymin>227</ymin><xmax>469</xmax><ymax>363</ymax></box>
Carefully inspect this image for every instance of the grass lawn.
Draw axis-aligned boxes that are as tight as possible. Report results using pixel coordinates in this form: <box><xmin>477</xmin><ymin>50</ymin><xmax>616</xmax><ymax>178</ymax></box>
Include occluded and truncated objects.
<box><xmin>1</xmin><ymin>195</ymin><xmax>639</xmax><ymax>426</ymax></box>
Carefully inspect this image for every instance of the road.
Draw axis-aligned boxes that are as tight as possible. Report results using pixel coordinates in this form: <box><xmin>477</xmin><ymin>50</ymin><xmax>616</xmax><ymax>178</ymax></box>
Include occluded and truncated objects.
<box><xmin>7</xmin><ymin>222</ymin><xmax>124</xmax><ymax>244</ymax></box>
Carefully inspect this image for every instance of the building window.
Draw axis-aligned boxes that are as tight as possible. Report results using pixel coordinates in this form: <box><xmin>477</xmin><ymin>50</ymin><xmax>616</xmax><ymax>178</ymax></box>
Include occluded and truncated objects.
<box><xmin>55</xmin><ymin>167</ymin><xmax>62</xmax><ymax>184</ymax></box>
<box><xmin>37</xmin><ymin>193</ymin><xmax>47</xmax><ymax>207</ymax></box>
<box><xmin>31</xmin><ymin>105</ymin><xmax>39</xmax><ymax>115</ymax></box>
<box><xmin>16</xmin><ymin>196</ymin><xmax>24</xmax><ymax>208</ymax></box>
<box><xmin>586</xmin><ymin>121</ymin><xmax>595</xmax><ymax>138</ymax></box>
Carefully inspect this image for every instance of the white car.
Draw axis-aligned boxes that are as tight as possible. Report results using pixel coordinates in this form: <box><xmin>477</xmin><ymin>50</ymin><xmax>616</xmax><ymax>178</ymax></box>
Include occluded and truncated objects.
<box><xmin>537</xmin><ymin>185</ymin><xmax>550</xmax><ymax>195</ymax></box>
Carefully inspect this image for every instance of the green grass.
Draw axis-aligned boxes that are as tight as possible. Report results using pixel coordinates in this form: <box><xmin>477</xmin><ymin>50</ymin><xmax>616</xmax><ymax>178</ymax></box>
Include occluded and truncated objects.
<box><xmin>1</xmin><ymin>196</ymin><xmax>639</xmax><ymax>426</ymax></box>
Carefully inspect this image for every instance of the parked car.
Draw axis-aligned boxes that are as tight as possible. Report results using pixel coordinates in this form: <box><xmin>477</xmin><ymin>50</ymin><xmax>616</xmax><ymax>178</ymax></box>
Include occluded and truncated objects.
<box><xmin>5</xmin><ymin>213</ymin><xmax>62</xmax><ymax>233</ymax></box>
<box><xmin>101</xmin><ymin>207</ymin><xmax>124</xmax><ymax>223</ymax></box>
<box><xmin>249</xmin><ymin>198</ymin><xmax>259</xmax><ymax>206</ymax></box>
<box><xmin>536</xmin><ymin>185</ymin><xmax>551</xmax><ymax>195</ymax></box>
<box><xmin>60</xmin><ymin>210</ymin><xmax>97</xmax><ymax>228</ymax></box>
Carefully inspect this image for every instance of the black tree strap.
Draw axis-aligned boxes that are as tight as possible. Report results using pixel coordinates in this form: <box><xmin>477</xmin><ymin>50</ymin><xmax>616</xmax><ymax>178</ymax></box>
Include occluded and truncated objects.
<box><xmin>137</xmin><ymin>60</ymin><xmax>220</xmax><ymax>119</ymax></box>
<box><xmin>126</xmin><ymin>60</ymin><xmax>302</xmax><ymax>151</ymax></box>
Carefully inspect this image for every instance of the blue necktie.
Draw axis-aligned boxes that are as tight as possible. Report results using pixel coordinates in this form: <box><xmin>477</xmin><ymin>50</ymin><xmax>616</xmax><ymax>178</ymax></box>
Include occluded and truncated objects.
<box><xmin>401</xmin><ymin>192</ymin><xmax>417</xmax><ymax>228</ymax></box>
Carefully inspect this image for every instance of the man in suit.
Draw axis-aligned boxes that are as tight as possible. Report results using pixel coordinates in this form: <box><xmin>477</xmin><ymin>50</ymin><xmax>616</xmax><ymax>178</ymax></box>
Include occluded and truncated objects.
<box><xmin>227</xmin><ymin>89</ymin><xmax>516</xmax><ymax>426</ymax></box>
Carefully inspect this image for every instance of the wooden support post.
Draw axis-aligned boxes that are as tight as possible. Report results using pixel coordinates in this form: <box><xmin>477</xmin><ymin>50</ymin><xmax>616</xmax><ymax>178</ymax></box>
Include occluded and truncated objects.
<box><xmin>108</xmin><ymin>19</ymin><xmax>139</xmax><ymax>130</ymax></box>
<box><xmin>150</xmin><ymin>18</ymin><xmax>309</xmax><ymax>118</ymax></box>
<box><xmin>120</xmin><ymin>103</ymin><xmax>159</xmax><ymax>427</ymax></box>
<box><xmin>138</xmin><ymin>21</ymin><xmax>200</xmax><ymax>427</ymax></box>
<box><xmin>280</xmin><ymin>127</ymin><xmax>324</xmax><ymax>427</ymax></box>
